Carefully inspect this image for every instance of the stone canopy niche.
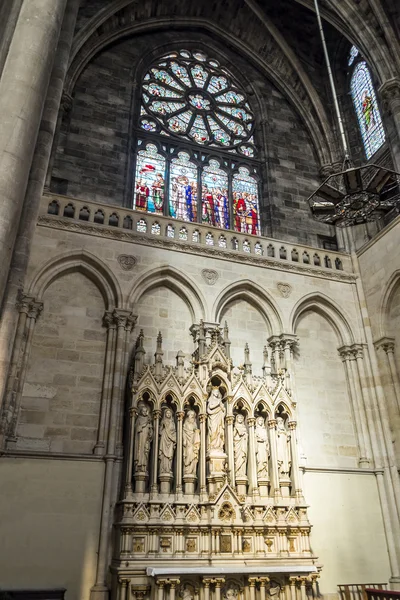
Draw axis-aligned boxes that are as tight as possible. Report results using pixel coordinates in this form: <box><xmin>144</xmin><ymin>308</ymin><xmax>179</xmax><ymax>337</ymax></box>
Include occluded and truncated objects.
<box><xmin>113</xmin><ymin>324</ymin><xmax>320</xmax><ymax>600</ymax></box>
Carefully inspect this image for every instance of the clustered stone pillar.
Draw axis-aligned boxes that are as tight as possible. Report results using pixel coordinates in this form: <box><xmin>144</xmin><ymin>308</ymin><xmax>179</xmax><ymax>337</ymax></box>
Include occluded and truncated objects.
<box><xmin>379</xmin><ymin>78</ymin><xmax>400</xmax><ymax>172</ymax></box>
<box><xmin>0</xmin><ymin>0</ymin><xmax>67</xmax><ymax>309</ymax></box>
<box><xmin>0</xmin><ymin>294</ymin><xmax>43</xmax><ymax>443</ymax></box>
<box><xmin>375</xmin><ymin>338</ymin><xmax>400</xmax><ymax>413</ymax></box>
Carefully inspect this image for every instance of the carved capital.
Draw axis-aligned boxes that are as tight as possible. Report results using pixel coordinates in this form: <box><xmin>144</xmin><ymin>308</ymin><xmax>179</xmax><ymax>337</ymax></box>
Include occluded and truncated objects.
<box><xmin>153</xmin><ymin>410</ymin><xmax>161</xmax><ymax>421</ymax></box>
<box><xmin>375</xmin><ymin>336</ymin><xmax>396</xmax><ymax>355</ymax></box>
<box><xmin>176</xmin><ymin>411</ymin><xmax>185</xmax><ymax>421</ymax></box>
<box><xmin>288</xmin><ymin>421</ymin><xmax>297</xmax><ymax>430</ymax></box>
<box><xmin>61</xmin><ymin>91</ymin><xmax>73</xmax><ymax>113</ymax></box>
<box><xmin>268</xmin><ymin>419</ymin><xmax>277</xmax><ymax>429</ymax></box>
<box><xmin>247</xmin><ymin>417</ymin><xmax>256</xmax><ymax>426</ymax></box>
<box><xmin>28</xmin><ymin>301</ymin><xmax>44</xmax><ymax>320</ymax></box>
<box><xmin>338</xmin><ymin>345</ymin><xmax>352</xmax><ymax>361</ymax></box>
<box><xmin>199</xmin><ymin>413</ymin><xmax>207</xmax><ymax>423</ymax></box>
<box><xmin>226</xmin><ymin>416</ymin><xmax>234</xmax><ymax>425</ymax></box>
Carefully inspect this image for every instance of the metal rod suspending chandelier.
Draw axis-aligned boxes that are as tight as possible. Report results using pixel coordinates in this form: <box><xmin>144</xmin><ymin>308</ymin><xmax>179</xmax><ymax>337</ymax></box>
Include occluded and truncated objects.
<box><xmin>308</xmin><ymin>0</ymin><xmax>400</xmax><ymax>227</ymax></box>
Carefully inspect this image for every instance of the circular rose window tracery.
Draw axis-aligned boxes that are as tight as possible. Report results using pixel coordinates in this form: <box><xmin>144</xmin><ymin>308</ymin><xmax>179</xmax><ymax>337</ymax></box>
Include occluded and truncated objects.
<box><xmin>140</xmin><ymin>49</ymin><xmax>256</xmax><ymax>156</ymax></box>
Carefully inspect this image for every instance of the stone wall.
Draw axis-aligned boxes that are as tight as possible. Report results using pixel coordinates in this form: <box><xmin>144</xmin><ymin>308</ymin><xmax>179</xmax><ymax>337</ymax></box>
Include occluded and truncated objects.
<box><xmin>17</xmin><ymin>271</ymin><xmax>107</xmax><ymax>453</ymax></box>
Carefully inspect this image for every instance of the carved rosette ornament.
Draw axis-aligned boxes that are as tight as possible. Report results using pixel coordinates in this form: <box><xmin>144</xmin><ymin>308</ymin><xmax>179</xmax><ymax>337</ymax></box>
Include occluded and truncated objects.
<box><xmin>277</xmin><ymin>282</ymin><xmax>292</xmax><ymax>298</ymax></box>
<box><xmin>201</xmin><ymin>269</ymin><xmax>219</xmax><ymax>285</ymax></box>
<box><xmin>118</xmin><ymin>254</ymin><xmax>137</xmax><ymax>271</ymax></box>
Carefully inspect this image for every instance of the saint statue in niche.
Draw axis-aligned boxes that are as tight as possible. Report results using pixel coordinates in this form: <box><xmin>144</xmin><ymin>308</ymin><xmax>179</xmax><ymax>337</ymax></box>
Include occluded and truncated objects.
<box><xmin>183</xmin><ymin>410</ymin><xmax>201</xmax><ymax>475</ymax></box>
<box><xmin>233</xmin><ymin>414</ymin><xmax>248</xmax><ymax>477</ymax></box>
<box><xmin>223</xmin><ymin>585</ymin><xmax>239</xmax><ymax>600</ymax></box>
<box><xmin>207</xmin><ymin>387</ymin><xmax>225</xmax><ymax>452</ymax></box>
<box><xmin>255</xmin><ymin>416</ymin><xmax>270</xmax><ymax>478</ymax></box>
<box><xmin>133</xmin><ymin>403</ymin><xmax>153</xmax><ymax>473</ymax></box>
<box><xmin>159</xmin><ymin>407</ymin><xmax>177</xmax><ymax>474</ymax></box>
<box><xmin>276</xmin><ymin>416</ymin><xmax>291</xmax><ymax>478</ymax></box>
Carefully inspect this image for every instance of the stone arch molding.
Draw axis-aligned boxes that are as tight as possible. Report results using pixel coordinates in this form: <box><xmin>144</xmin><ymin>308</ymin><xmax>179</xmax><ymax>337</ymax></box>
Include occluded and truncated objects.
<box><xmin>128</xmin><ymin>265</ymin><xmax>207</xmax><ymax>323</ymax></box>
<box><xmin>290</xmin><ymin>292</ymin><xmax>355</xmax><ymax>346</ymax></box>
<box><xmin>379</xmin><ymin>269</ymin><xmax>400</xmax><ymax>339</ymax></box>
<box><xmin>28</xmin><ymin>249</ymin><xmax>123</xmax><ymax>310</ymax></box>
<box><xmin>213</xmin><ymin>280</ymin><xmax>284</xmax><ymax>336</ymax></box>
<box><xmin>65</xmin><ymin>10</ymin><xmax>337</xmax><ymax>168</ymax></box>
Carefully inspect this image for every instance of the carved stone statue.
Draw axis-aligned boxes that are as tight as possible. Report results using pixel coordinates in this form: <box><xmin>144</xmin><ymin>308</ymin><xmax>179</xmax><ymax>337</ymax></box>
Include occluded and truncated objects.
<box><xmin>233</xmin><ymin>414</ymin><xmax>248</xmax><ymax>476</ymax></box>
<box><xmin>183</xmin><ymin>409</ymin><xmax>200</xmax><ymax>475</ymax></box>
<box><xmin>276</xmin><ymin>416</ymin><xmax>291</xmax><ymax>477</ymax></box>
<box><xmin>255</xmin><ymin>416</ymin><xmax>270</xmax><ymax>478</ymax></box>
<box><xmin>159</xmin><ymin>408</ymin><xmax>177</xmax><ymax>474</ymax></box>
<box><xmin>224</xmin><ymin>586</ymin><xmax>239</xmax><ymax>600</ymax></box>
<box><xmin>207</xmin><ymin>387</ymin><xmax>225</xmax><ymax>452</ymax></box>
<box><xmin>133</xmin><ymin>403</ymin><xmax>153</xmax><ymax>473</ymax></box>
<box><xmin>180</xmin><ymin>586</ymin><xmax>194</xmax><ymax>600</ymax></box>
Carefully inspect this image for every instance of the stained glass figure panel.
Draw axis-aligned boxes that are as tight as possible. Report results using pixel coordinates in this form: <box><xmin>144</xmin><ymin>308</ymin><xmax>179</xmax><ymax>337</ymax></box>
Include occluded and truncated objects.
<box><xmin>350</xmin><ymin>61</ymin><xmax>385</xmax><ymax>159</ymax></box>
<box><xmin>134</xmin><ymin>144</ymin><xmax>166</xmax><ymax>214</ymax></box>
<box><xmin>201</xmin><ymin>160</ymin><xmax>229</xmax><ymax>229</ymax></box>
<box><xmin>169</xmin><ymin>152</ymin><xmax>198</xmax><ymax>222</ymax></box>
<box><xmin>232</xmin><ymin>167</ymin><xmax>260</xmax><ymax>235</ymax></box>
<box><xmin>348</xmin><ymin>45</ymin><xmax>359</xmax><ymax>66</ymax></box>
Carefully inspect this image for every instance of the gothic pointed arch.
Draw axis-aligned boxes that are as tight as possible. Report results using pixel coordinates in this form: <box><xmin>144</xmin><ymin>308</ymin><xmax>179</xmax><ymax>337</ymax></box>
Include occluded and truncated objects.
<box><xmin>379</xmin><ymin>269</ymin><xmax>400</xmax><ymax>339</ymax></box>
<box><xmin>290</xmin><ymin>292</ymin><xmax>355</xmax><ymax>346</ymax></box>
<box><xmin>27</xmin><ymin>249</ymin><xmax>123</xmax><ymax>309</ymax></box>
<box><xmin>213</xmin><ymin>280</ymin><xmax>283</xmax><ymax>335</ymax></box>
<box><xmin>128</xmin><ymin>265</ymin><xmax>207</xmax><ymax>323</ymax></box>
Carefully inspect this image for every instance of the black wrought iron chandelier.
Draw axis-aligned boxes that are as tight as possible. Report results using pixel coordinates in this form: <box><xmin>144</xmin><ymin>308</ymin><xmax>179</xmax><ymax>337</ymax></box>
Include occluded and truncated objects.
<box><xmin>308</xmin><ymin>0</ymin><xmax>400</xmax><ymax>227</ymax></box>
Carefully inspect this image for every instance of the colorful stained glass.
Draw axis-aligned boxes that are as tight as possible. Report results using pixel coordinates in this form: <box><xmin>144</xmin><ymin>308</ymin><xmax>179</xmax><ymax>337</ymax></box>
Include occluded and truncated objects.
<box><xmin>189</xmin><ymin>115</ymin><xmax>209</xmax><ymax>144</ymax></box>
<box><xmin>141</xmin><ymin>119</ymin><xmax>157</xmax><ymax>132</ymax></box>
<box><xmin>179</xmin><ymin>227</ymin><xmax>188</xmax><ymax>240</ymax></box>
<box><xmin>151</xmin><ymin>68</ymin><xmax>183</xmax><ymax>90</ymax></box>
<box><xmin>348</xmin><ymin>45</ymin><xmax>359</xmax><ymax>66</ymax></box>
<box><xmin>167</xmin><ymin>224</ymin><xmax>175</xmax><ymax>238</ymax></box>
<box><xmin>191</xmin><ymin>65</ymin><xmax>208</xmax><ymax>88</ymax></box>
<box><xmin>207</xmin><ymin>76</ymin><xmax>228</xmax><ymax>94</ymax></box>
<box><xmin>216</xmin><ymin>90</ymin><xmax>245</xmax><ymax>104</ymax></box>
<box><xmin>134</xmin><ymin>144</ymin><xmax>166</xmax><ymax>215</ymax></box>
<box><xmin>189</xmin><ymin>94</ymin><xmax>211</xmax><ymax>110</ymax></box>
<box><xmin>350</xmin><ymin>61</ymin><xmax>385</xmax><ymax>159</ymax></box>
<box><xmin>169</xmin><ymin>152</ymin><xmax>198</xmax><ymax>222</ymax></box>
<box><xmin>219</xmin><ymin>106</ymin><xmax>252</xmax><ymax>122</ymax></box>
<box><xmin>192</xmin><ymin>230</ymin><xmax>200</xmax><ymax>242</ymax></box>
<box><xmin>170</xmin><ymin>62</ymin><xmax>191</xmax><ymax>87</ymax></box>
<box><xmin>151</xmin><ymin>223</ymin><xmax>161</xmax><ymax>235</ymax></box>
<box><xmin>201</xmin><ymin>160</ymin><xmax>229</xmax><ymax>229</ymax></box>
<box><xmin>240</xmin><ymin>145</ymin><xmax>255</xmax><ymax>157</ymax></box>
<box><xmin>232</xmin><ymin>167</ymin><xmax>260</xmax><ymax>235</ymax></box>
<box><xmin>137</xmin><ymin>219</ymin><xmax>147</xmax><ymax>233</ymax></box>
<box><xmin>139</xmin><ymin>50</ymin><xmax>254</xmax><ymax>150</ymax></box>
<box><xmin>205</xmin><ymin>232</ymin><xmax>214</xmax><ymax>246</ymax></box>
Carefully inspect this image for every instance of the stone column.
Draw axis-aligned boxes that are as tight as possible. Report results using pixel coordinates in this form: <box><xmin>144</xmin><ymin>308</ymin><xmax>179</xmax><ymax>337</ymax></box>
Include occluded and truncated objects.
<box><xmin>248</xmin><ymin>578</ymin><xmax>257</xmax><ymax>600</ymax></box>
<box><xmin>199</xmin><ymin>413</ymin><xmax>207</xmax><ymax>499</ymax></box>
<box><xmin>288</xmin><ymin>421</ymin><xmax>302</xmax><ymax>499</ymax></box>
<box><xmin>175</xmin><ymin>411</ymin><xmax>184</xmax><ymax>497</ymax></box>
<box><xmin>299</xmin><ymin>578</ymin><xmax>307</xmax><ymax>600</ymax></box>
<box><xmin>0</xmin><ymin>0</ymin><xmax>67</xmax><ymax>309</ymax></box>
<box><xmin>0</xmin><ymin>294</ymin><xmax>32</xmax><ymax>439</ymax></box>
<box><xmin>116</xmin><ymin>314</ymin><xmax>136</xmax><ymax>456</ymax></box>
<box><xmin>91</xmin><ymin>310</ymin><xmax>133</xmax><ymax>600</ymax></box>
<box><xmin>349</xmin><ymin>346</ymin><xmax>371</xmax><ymax>466</ymax></box>
<box><xmin>8</xmin><ymin>299</ymin><xmax>43</xmax><ymax>442</ymax></box>
<box><xmin>169</xmin><ymin>578</ymin><xmax>180</xmax><ymax>600</ymax></box>
<box><xmin>247</xmin><ymin>417</ymin><xmax>258</xmax><ymax>497</ymax></box>
<box><xmin>289</xmin><ymin>578</ymin><xmax>297</xmax><ymax>600</ymax></box>
<box><xmin>379</xmin><ymin>78</ymin><xmax>400</xmax><ymax>172</ymax></box>
<box><xmin>268</xmin><ymin>419</ymin><xmax>280</xmax><ymax>499</ymax></box>
<box><xmin>352</xmin><ymin>345</ymin><xmax>374</xmax><ymax>459</ymax></box>
<box><xmin>376</xmin><ymin>338</ymin><xmax>400</xmax><ymax>413</ymax></box>
<box><xmin>268</xmin><ymin>336</ymin><xmax>281</xmax><ymax>373</ymax></box>
<box><xmin>226</xmin><ymin>415</ymin><xmax>235</xmax><ymax>487</ymax></box>
<box><xmin>339</xmin><ymin>347</ymin><xmax>369</xmax><ymax>467</ymax></box>
<box><xmin>203</xmin><ymin>579</ymin><xmax>211</xmax><ymax>600</ymax></box>
<box><xmin>259</xmin><ymin>578</ymin><xmax>269</xmax><ymax>600</ymax></box>
<box><xmin>150</xmin><ymin>410</ymin><xmax>161</xmax><ymax>496</ymax></box>
<box><xmin>0</xmin><ymin>0</ymin><xmax>80</xmax><ymax>422</ymax></box>
<box><xmin>124</xmin><ymin>406</ymin><xmax>137</xmax><ymax>499</ymax></box>
<box><xmin>157</xmin><ymin>580</ymin><xmax>165</xmax><ymax>600</ymax></box>
<box><xmin>118</xmin><ymin>578</ymin><xmax>130</xmax><ymax>600</ymax></box>
<box><xmin>214</xmin><ymin>579</ymin><xmax>224</xmax><ymax>600</ymax></box>
<box><xmin>94</xmin><ymin>311</ymin><xmax>117</xmax><ymax>455</ymax></box>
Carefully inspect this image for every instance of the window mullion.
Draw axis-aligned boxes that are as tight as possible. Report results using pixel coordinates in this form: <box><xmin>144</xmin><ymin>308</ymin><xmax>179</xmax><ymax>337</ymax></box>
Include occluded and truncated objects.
<box><xmin>164</xmin><ymin>154</ymin><xmax>171</xmax><ymax>217</ymax></box>
<box><xmin>197</xmin><ymin>164</ymin><xmax>202</xmax><ymax>224</ymax></box>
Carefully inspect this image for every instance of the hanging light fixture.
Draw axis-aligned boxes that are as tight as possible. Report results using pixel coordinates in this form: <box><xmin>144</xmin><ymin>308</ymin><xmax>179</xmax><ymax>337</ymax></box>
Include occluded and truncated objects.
<box><xmin>308</xmin><ymin>0</ymin><xmax>400</xmax><ymax>227</ymax></box>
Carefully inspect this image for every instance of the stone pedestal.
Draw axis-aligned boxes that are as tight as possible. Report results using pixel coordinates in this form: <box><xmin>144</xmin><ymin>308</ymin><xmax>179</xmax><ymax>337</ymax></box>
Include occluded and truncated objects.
<box><xmin>280</xmin><ymin>478</ymin><xmax>291</xmax><ymax>497</ymax></box>
<box><xmin>135</xmin><ymin>472</ymin><xmax>148</xmax><ymax>493</ymax></box>
<box><xmin>183</xmin><ymin>474</ymin><xmax>197</xmax><ymax>495</ymax></box>
<box><xmin>258</xmin><ymin>477</ymin><xmax>270</xmax><ymax>497</ymax></box>
<box><xmin>206</xmin><ymin>450</ymin><xmax>227</xmax><ymax>495</ymax></box>
<box><xmin>235</xmin><ymin>475</ymin><xmax>248</xmax><ymax>496</ymax></box>
<box><xmin>159</xmin><ymin>472</ymin><xmax>173</xmax><ymax>494</ymax></box>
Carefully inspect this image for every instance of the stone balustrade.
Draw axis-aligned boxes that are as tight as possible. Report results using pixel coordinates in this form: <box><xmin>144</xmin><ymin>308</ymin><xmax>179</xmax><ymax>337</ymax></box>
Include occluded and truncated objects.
<box><xmin>40</xmin><ymin>193</ymin><xmax>353</xmax><ymax>274</ymax></box>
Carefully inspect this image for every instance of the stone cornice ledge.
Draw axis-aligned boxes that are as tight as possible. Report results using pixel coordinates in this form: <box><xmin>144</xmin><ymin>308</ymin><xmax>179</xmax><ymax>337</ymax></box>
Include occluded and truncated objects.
<box><xmin>38</xmin><ymin>215</ymin><xmax>357</xmax><ymax>283</ymax></box>
<box><xmin>301</xmin><ymin>465</ymin><xmax>382</xmax><ymax>475</ymax></box>
<box><xmin>0</xmin><ymin>449</ymin><xmax>120</xmax><ymax>462</ymax></box>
